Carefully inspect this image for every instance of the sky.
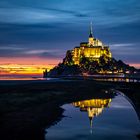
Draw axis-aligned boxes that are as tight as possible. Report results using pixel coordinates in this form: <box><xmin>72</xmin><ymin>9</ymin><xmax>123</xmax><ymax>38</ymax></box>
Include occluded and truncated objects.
<box><xmin>0</xmin><ymin>0</ymin><xmax>140</xmax><ymax>75</ymax></box>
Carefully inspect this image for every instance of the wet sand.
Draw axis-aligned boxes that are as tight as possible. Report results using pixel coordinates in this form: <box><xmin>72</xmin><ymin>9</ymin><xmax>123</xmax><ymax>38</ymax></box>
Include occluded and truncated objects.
<box><xmin>0</xmin><ymin>79</ymin><xmax>139</xmax><ymax>140</ymax></box>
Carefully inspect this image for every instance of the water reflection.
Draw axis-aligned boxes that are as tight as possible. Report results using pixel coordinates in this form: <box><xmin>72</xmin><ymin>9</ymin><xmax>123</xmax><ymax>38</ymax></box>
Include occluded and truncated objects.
<box><xmin>72</xmin><ymin>98</ymin><xmax>112</xmax><ymax>133</ymax></box>
<box><xmin>45</xmin><ymin>94</ymin><xmax>140</xmax><ymax>140</ymax></box>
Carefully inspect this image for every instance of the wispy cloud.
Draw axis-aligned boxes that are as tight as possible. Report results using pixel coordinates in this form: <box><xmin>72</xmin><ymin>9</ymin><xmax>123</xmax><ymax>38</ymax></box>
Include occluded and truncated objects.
<box><xmin>25</xmin><ymin>49</ymin><xmax>60</xmax><ymax>54</ymax></box>
<box><xmin>111</xmin><ymin>43</ymin><xmax>134</xmax><ymax>48</ymax></box>
<box><xmin>25</xmin><ymin>49</ymin><xmax>64</xmax><ymax>58</ymax></box>
<box><xmin>0</xmin><ymin>0</ymin><xmax>140</xmax><ymax>65</ymax></box>
<box><xmin>0</xmin><ymin>45</ymin><xmax>65</xmax><ymax>59</ymax></box>
<box><xmin>111</xmin><ymin>43</ymin><xmax>140</xmax><ymax>56</ymax></box>
<box><xmin>0</xmin><ymin>8</ymin><xmax>59</xmax><ymax>24</ymax></box>
<box><xmin>0</xmin><ymin>46</ymin><xmax>25</xmax><ymax>50</ymax></box>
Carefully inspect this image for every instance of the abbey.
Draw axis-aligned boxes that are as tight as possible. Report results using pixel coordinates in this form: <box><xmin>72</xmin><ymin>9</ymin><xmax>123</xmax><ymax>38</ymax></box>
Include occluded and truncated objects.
<box><xmin>66</xmin><ymin>23</ymin><xmax>112</xmax><ymax>65</ymax></box>
<box><xmin>47</xmin><ymin>23</ymin><xmax>137</xmax><ymax>77</ymax></box>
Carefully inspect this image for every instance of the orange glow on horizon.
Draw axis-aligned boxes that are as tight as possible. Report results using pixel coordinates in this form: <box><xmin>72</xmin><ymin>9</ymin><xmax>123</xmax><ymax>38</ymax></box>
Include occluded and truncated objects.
<box><xmin>0</xmin><ymin>64</ymin><xmax>51</xmax><ymax>75</ymax></box>
<box><xmin>0</xmin><ymin>57</ymin><xmax>62</xmax><ymax>75</ymax></box>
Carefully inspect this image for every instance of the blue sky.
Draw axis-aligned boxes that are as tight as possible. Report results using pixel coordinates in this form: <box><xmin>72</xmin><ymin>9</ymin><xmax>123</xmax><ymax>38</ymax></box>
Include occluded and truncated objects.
<box><xmin>0</xmin><ymin>0</ymin><xmax>140</xmax><ymax>67</ymax></box>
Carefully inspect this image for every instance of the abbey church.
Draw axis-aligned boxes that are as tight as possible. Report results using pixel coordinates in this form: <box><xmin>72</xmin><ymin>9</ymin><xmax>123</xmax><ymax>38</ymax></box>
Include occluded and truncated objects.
<box><xmin>65</xmin><ymin>23</ymin><xmax>112</xmax><ymax>65</ymax></box>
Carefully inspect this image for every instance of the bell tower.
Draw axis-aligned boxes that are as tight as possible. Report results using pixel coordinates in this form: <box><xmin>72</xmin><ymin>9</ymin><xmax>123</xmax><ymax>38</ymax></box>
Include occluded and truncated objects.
<box><xmin>89</xmin><ymin>22</ymin><xmax>94</xmax><ymax>46</ymax></box>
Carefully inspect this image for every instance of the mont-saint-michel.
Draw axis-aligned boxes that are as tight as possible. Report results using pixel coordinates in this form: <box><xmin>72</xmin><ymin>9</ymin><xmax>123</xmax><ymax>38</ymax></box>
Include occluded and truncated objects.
<box><xmin>67</xmin><ymin>22</ymin><xmax>112</xmax><ymax>65</ymax></box>
<box><xmin>1</xmin><ymin>1</ymin><xmax>140</xmax><ymax>140</ymax></box>
<box><xmin>45</xmin><ymin>23</ymin><xmax>138</xmax><ymax>77</ymax></box>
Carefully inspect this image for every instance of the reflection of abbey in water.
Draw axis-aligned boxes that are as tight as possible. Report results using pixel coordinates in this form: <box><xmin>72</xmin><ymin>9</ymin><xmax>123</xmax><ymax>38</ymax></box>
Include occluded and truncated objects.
<box><xmin>72</xmin><ymin>98</ymin><xmax>111</xmax><ymax>130</ymax></box>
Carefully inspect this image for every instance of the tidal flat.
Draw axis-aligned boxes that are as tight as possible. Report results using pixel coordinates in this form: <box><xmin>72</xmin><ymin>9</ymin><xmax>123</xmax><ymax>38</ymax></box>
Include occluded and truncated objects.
<box><xmin>0</xmin><ymin>79</ymin><xmax>139</xmax><ymax>140</ymax></box>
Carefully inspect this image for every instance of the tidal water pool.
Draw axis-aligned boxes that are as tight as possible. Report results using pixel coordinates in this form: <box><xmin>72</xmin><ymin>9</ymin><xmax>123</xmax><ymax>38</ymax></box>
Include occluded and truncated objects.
<box><xmin>45</xmin><ymin>94</ymin><xmax>140</xmax><ymax>140</ymax></box>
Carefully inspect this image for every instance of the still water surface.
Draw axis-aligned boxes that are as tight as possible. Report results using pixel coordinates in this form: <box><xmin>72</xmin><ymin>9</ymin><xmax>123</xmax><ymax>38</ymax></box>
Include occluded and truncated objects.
<box><xmin>45</xmin><ymin>94</ymin><xmax>140</xmax><ymax>140</ymax></box>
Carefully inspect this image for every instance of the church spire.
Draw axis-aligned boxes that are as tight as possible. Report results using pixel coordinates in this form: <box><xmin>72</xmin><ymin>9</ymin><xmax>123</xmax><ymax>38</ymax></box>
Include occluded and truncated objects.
<box><xmin>89</xmin><ymin>22</ymin><xmax>93</xmax><ymax>38</ymax></box>
<box><xmin>88</xmin><ymin>22</ymin><xmax>94</xmax><ymax>46</ymax></box>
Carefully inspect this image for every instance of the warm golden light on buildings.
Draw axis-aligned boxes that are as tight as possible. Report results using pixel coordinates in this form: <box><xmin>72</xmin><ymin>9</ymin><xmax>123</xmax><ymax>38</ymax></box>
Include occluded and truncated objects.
<box><xmin>70</xmin><ymin>22</ymin><xmax>112</xmax><ymax>65</ymax></box>
<box><xmin>72</xmin><ymin>98</ymin><xmax>112</xmax><ymax>130</ymax></box>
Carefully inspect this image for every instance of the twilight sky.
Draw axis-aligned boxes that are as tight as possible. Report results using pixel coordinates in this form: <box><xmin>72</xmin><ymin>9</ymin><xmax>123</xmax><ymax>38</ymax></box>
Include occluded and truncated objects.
<box><xmin>0</xmin><ymin>0</ymin><xmax>140</xmax><ymax>75</ymax></box>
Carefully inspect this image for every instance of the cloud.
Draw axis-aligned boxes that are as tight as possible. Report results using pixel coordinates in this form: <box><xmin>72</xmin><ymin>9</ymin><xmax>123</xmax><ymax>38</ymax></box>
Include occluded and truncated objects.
<box><xmin>25</xmin><ymin>49</ymin><xmax>65</xmax><ymax>58</ymax></box>
<box><xmin>0</xmin><ymin>48</ymin><xmax>27</xmax><ymax>57</ymax></box>
<box><xmin>43</xmin><ymin>7</ymin><xmax>88</xmax><ymax>18</ymax></box>
<box><xmin>111</xmin><ymin>43</ymin><xmax>140</xmax><ymax>54</ymax></box>
<box><xmin>0</xmin><ymin>46</ymin><xmax>25</xmax><ymax>50</ymax></box>
<box><xmin>0</xmin><ymin>45</ymin><xmax>65</xmax><ymax>59</ymax></box>
<box><xmin>110</xmin><ymin>43</ymin><xmax>134</xmax><ymax>48</ymax></box>
<box><xmin>109</xmin><ymin>42</ymin><xmax>140</xmax><ymax>64</ymax></box>
<box><xmin>0</xmin><ymin>0</ymin><xmax>140</xmax><ymax>65</ymax></box>
<box><xmin>0</xmin><ymin>8</ymin><xmax>59</xmax><ymax>24</ymax></box>
<box><xmin>39</xmin><ymin>52</ymin><xmax>65</xmax><ymax>59</ymax></box>
<box><xmin>0</xmin><ymin>6</ymin><xmax>88</xmax><ymax>25</ymax></box>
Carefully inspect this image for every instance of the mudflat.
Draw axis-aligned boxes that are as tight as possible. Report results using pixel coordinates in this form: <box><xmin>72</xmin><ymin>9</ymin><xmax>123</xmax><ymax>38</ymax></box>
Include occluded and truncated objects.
<box><xmin>0</xmin><ymin>79</ymin><xmax>139</xmax><ymax>140</ymax></box>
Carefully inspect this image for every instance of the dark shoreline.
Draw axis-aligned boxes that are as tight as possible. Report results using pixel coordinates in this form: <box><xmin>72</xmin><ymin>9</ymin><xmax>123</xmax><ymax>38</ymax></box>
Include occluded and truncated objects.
<box><xmin>0</xmin><ymin>79</ymin><xmax>140</xmax><ymax>140</ymax></box>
